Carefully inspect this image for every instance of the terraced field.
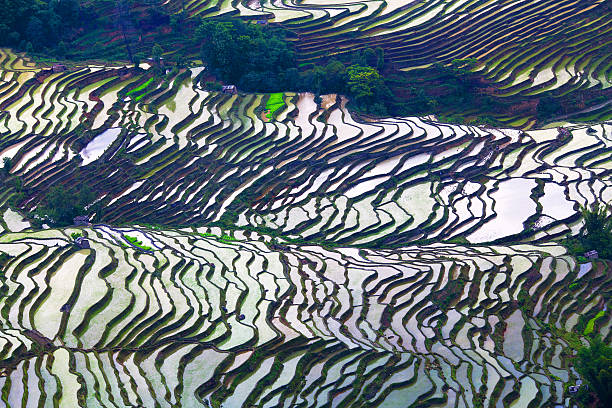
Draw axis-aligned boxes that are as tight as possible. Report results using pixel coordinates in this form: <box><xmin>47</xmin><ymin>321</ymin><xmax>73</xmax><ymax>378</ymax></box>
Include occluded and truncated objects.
<box><xmin>0</xmin><ymin>49</ymin><xmax>610</xmax><ymax>245</ymax></box>
<box><xmin>165</xmin><ymin>0</ymin><xmax>612</xmax><ymax>110</ymax></box>
<box><xmin>0</xmin><ymin>226</ymin><xmax>609</xmax><ymax>407</ymax></box>
<box><xmin>0</xmin><ymin>46</ymin><xmax>610</xmax><ymax>406</ymax></box>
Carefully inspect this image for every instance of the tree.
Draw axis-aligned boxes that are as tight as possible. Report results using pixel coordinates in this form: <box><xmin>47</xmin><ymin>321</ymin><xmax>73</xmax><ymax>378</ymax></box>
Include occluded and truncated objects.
<box><xmin>0</xmin><ymin>0</ymin><xmax>83</xmax><ymax>49</ymax></box>
<box><xmin>323</xmin><ymin>59</ymin><xmax>346</xmax><ymax>93</ymax></box>
<box><xmin>537</xmin><ymin>96</ymin><xmax>563</xmax><ymax>121</ymax></box>
<box><xmin>38</xmin><ymin>185</ymin><xmax>94</xmax><ymax>227</ymax></box>
<box><xmin>2</xmin><ymin>157</ymin><xmax>11</xmax><ymax>176</ymax></box>
<box><xmin>576</xmin><ymin>337</ymin><xmax>612</xmax><ymax>406</ymax></box>
<box><xmin>53</xmin><ymin>0</ymin><xmax>81</xmax><ymax>26</ymax></box>
<box><xmin>152</xmin><ymin>44</ymin><xmax>163</xmax><ymax>60</ymax></box>
<box><xmin>581</xmin><ymin>202</ymin><xmax>612</xmax><ymax>258</ymax></box>
<box><xmin>117</xmin><ymin>0</ymin><xmax>135</xmax><ymax>63</ymax></box>
<box><xmin>0</xmin><ymin>0</ymin><xmax>36</xmax><ymax>36</ymax></box>
<box><xmin>346</xmin><ymin>65</ymin><xmax>391</xmax><ymax>113</ymax></box>
<box><xmin>0</xmin><ymin>23</ymin><xmax>10</xmax><ymax>42</ymax></box>
<box><xmin>582</xmin><ymin>203</ymin><xmax>611</xmax><ymax>236</ymax></box>
<box><xmin>347</xmin><ymin>65</ymin><xmax>381</xmax><ymax>100</ymax></box>
<box><xmin>56</xmin><ymin>41</ymin><xmax>67</xmax><ymax>58</ymax></box>
<box><xmin>363</xmin><ymin>47</ymin><xmax>377</xmax><ymax>67</ymax></box>
<box><xmin>375</xmin><ymin>47</ymin><xmax>384</xmax><ymax>71</ymax></box>
<box><xmin>169</xmin><ymin>14</ymin><xmax>182</xmax><ymax>33</ymax></box>
<box><xmin>25</xmin><ymin>16</ymin><xmax>45</xmax><ymax>48</ymax></box>
<box><xmin>196</xmin><ymin>20</ymin><xmax>295</xmax><ymax>90</ymax></box>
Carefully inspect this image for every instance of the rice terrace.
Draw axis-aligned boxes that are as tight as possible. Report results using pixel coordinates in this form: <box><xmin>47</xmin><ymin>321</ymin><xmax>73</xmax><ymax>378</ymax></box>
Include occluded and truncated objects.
<box><xmin>0</xmin><ymin>0</ymin><xmax>611</xmax><ymax>407</ymax></box>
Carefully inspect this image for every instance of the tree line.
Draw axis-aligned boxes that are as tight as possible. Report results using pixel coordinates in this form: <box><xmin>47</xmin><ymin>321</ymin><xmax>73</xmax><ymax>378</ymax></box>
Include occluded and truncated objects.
<box><xmin>196</xmin><ymin>20</ymin><xmax>393</xmax><ymax>115</ymax></box>
<box><xmin>0</xmin><ymin>0</ymin><xmax>87</xmax><ymax>54</ymax></box>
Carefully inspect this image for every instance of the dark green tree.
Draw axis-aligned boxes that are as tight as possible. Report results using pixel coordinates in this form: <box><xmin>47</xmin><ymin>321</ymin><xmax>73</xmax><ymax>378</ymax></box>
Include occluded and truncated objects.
<box><xmin>38</xmin><ymin>185</ymin><xmax>94</xmax><ymax>227</ymax></box>
<box><xmin>152</xmin><ymin>44</ymin><xmax>163</xmax><ymax>60</ymax></box>
<box><xmin>581</xmin><ymin>202</ymin><xmax>612</xmax><ymax>258</ymax></box>
<box><xmin>576</xmin><ymin>337</ymin><xmax>612</xmax><ymax>407</ymax></box>
<box><xmin>56</xmin><ymin>41</ymin><xmax>67</xmax><ymax>58</ymax></box>
<box><xmin>2</xmin><ymin>157</ymin><xmax>11</xmax><ymax>176</ymax></box>
<box><xmin>347</xmin><ymin>65</ymin><xmax>382</xmax><ymax>100</ymax></box>
<box><xmin>25</xmin><ymin>16</ymin><xmax>45</xmax><ymax>48</ymax></box>
<box><xmin>196</xmin><ymin>20</ymin><xmax>295</xmax><ymax>90</ymax></box>
<box><xmin>363</xmin><ymin>47</ymin><xmax>377</xmax><ymax>67</ymax></box>
<box><xmin>53</xmin><ymin>0</ymin><xmax>81</xmax><ymax>26</ymax></box>
<box><xmin>0</xmin><ymin>0</ymin><xmax>36</xmax><ymax>36</ymax></box>
<box><xmin>322</xmin><ymin>59</ymin><xmax>346</xmax><ymax>93</ymax></box>
<box><xmin>537</xmin><ymin>96</ymin><xmax>563</xmax><ymax>121</ymax></box>
<box><xmin>0</xmin><ymin>23</ymin><xmax>11</xmax><ymax>42</ymax></box>
<box><xmin>375</xmin><ymin>47</ymin><xmax>384</xmax><ymax>71</ymax></box>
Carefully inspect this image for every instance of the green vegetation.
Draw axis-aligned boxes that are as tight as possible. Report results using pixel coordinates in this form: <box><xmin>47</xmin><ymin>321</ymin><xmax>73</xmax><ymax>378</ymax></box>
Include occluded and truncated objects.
<box><xmin>124</xmin><ymin>235</ymin><xmax>153</xmax><ymax>251</ymax></box>
<box><xmin>576</xmin><ymin>337</ymin><xmax>612</xmax><ymax>407</ymax></box>
<box><xmin>564</xmin><ymin>202</ymin><xmax>612</xmax><ymax>259</ymax></box>
<box><xmin>197</xmin><ymin>232</ymin><xmax>236</xmax><ymax>243</ymax></box>
<box><xmin>584</xmin><ymin>311</ymin><xmax>606</xmax><ymax>336</ymax></box>
<box><xmin>265</xmin><ymin>93</ymin><xmax>285</xmax><ymax>119</ymax></box>
<box><xmin>0</xmin><ymin>0</ymin><xmax>92</xmax><ymax>53</ymax></box>
<box><xmin>126</xmin><ymin>78</ymin><xmax>155</xmax><ymax>96</ymax></box>
<box><xmin>537</xmin><ymin>96</ymin><xmax>564</xmax><ymax>121</ymax></box>
<box><xmin>345</xmin><ymin>65</ymin><xmax>391</xmax><ymax>115</ymax></box>
<box><xmin>195</xmin><ymin>20</ymin><xmax>392</xmax><ymax>114</ymax></box>
<box><xmin>219</xmin><ymin>234</ymin><xmax>235</xmax><ymax>242</ymax></box>
<box><xmin>2</xmin><ymin>158</ymin><xmax>11</xmax><ymax>176</ymax></box>
<box><xmin>196</xmin><ymin>20</ymin><xmax>296</xmax><ymax>90</ymax></box>
<box><xmin>36</xmin><ymin>185</ymin><xmax>95</xmax><ymax>227</ymax></box>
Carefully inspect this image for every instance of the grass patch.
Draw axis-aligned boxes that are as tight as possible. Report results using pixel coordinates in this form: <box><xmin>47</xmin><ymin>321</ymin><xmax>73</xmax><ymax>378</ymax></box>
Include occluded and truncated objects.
<box><xmin>124</xmin><ymin>235</ymin><xmax>153</xmax><ymax>251</ymax></box>
<box><xmin>126</xmin><ymin>78</ymin><xmax>154</xmax><ymax>97</ymax></box>
<box><xmin>265</xmin><ymin>93</ymin><xmax>285</xmax><ymax>120</ymax></box>
<box><xmin>197</xmin><ymin>232</ymin><xmax>237</xmax><ymax>243</ymax></box>
<box><xmin>584</xmin><ymin>310</ymin><xmax>606</xmax><ymax>335</ymax></box>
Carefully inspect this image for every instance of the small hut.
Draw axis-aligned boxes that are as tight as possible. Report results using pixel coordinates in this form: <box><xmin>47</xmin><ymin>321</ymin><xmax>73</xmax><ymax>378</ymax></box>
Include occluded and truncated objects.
<box><xmin>146</xmin><ymin>57</ymin><xmax>165</xmax><ymax>67</ymax></box>
<box><xmin>75</xmin><ymin>237</ymin><xmax>90</xmax><ymax>249</ymax></box>
<box><xmin>52</xmin><ymin>64</ymin><xmax>67</xmax><ymax>73</ymax></box>
<box><xmin>584</xmin><ymin>250</ymin><xmax>598</xmax><ymax>260</ymax></box>
<box><xmin>222</xmin><ymin>85</ymin><xmax>237</xmax><ymax>95</ymax></box>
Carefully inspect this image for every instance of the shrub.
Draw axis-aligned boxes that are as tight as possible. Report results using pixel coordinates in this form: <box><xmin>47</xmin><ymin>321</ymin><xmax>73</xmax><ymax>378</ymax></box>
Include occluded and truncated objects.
<box><xmin>2</xmin><ymin>157</ymin><xmax>11</xmax><ymax>175</ymax></box>
<box><xmin>204</xmin><ymin>81</ymin><xmax>222</xmax><ymax>91</ymax></box>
